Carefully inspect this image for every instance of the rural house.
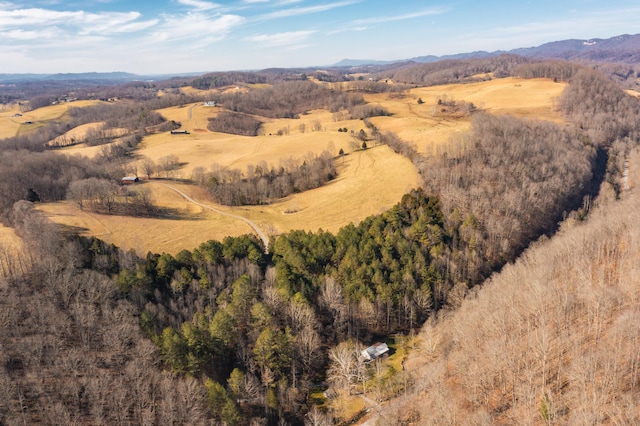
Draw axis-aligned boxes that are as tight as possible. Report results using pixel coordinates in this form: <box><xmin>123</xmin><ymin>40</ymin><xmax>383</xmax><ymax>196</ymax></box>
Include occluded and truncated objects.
<box><xmin>360</xmin><ymin>342</ymin><xmax>389</xmax><ymax>362</ymax></box>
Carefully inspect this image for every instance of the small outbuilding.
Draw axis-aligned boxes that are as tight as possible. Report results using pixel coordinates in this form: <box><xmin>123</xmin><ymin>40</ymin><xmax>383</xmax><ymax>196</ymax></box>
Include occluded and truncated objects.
<box><xmin>360</xmin><ymin>342</ymin><xmax>389</xmax><ymax>362</ymax></box>
<box><xmin>121</xmin><ymin>176</ymin><xmax>139</xmax><ymax>184</ymax></box>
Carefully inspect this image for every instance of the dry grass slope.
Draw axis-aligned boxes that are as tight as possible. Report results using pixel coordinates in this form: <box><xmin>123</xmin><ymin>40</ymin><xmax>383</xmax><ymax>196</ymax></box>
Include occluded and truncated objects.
<box><xmin>365</xmin><ymin>77</ymin><xmax>566</xmax><ymax>156</ymax></box>
<box><xmin>0</xmin><ymin>101</ymin><xmax>102</xmax><ymax>140</ymax></box>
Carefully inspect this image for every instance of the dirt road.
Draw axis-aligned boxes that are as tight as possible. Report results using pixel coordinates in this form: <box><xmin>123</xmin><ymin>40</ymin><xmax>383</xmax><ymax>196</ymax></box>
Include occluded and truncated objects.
<box><xmin>161</xmin><ymin>183</ymin><xmax>270</xmax><ymax>252</ymax></box>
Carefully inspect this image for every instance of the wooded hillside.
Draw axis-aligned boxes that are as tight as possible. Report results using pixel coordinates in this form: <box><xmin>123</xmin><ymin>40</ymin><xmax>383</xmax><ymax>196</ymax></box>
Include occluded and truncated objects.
<box><xmin>1</xmin><ymin>58</ymin><xmax>640</xmax><ymax>425</ymax></box>
<box><xmin>376</xmin><ymin>150</ymin><xmax>640</xmax><ymax>424</ymax></box>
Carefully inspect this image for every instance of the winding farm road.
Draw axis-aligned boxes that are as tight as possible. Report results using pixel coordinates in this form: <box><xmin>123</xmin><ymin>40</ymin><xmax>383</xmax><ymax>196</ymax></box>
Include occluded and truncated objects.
<box><xmin>161</xmin><ymin>183</ymin><xmax>270</xmax><ymax>252</ymax></box>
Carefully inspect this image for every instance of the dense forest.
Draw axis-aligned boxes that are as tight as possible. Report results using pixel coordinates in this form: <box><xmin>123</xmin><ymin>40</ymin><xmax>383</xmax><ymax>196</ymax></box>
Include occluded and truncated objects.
<box><xmin>1</xmin><ymin>56</ymin><xmax>640</xmax><ymax>424</ymax></box>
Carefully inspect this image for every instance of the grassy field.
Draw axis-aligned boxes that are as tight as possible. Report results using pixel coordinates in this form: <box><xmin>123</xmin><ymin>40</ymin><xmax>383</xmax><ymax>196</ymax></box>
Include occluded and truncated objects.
<box><xmin>38</xmin><ymin>181</ymin><xmax>255</xmax><ymax>255</ymax></box>
<box><xmin>0</xmin><ymin>100</ymin><xmax>103</xmax><ymax>140</ymax></box>
<box><xmin>48</xmin><ymin>122</ymin><xmax>104</xmax><ymax>147</ymax></box>
<box><xmin>38</xmin><ymin>77</ymin><xmax>564</xmax><ymax>255</ymax></box>
<box><xmin>39</xmin><ymin>144</ymin><xmax>419</xmax><ymax>254</ymax></box>
<box><xmin>364</xmin><ymin>77</ymin><xmax>566</xmax><ymax>155</ymax></box>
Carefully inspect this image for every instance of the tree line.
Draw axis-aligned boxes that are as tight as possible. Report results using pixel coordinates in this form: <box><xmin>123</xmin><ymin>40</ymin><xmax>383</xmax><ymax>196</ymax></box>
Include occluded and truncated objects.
<box><xmin>192</xmin><ymin>152</ymin><xmax>336</xmax><ymax>206</ymax></box>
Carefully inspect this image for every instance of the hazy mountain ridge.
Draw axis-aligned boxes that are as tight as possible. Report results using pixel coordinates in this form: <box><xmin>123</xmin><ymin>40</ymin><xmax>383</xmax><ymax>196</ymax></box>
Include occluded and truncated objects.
<box><xmin>337</xmin><ymin>33</ymin><xmax>640</xmax><ymax>67</ymax></box>
<box><xmin>0</xmin><ymin>71</ymin><xmax>205</xmax><ymax>84</ymax></box>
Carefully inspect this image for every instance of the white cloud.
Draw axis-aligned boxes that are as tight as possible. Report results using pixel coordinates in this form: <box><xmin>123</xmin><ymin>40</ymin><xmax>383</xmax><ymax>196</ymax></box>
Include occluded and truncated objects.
<box><xmin>0</xmin><ymin>2</ymin><xmax>16</xmax><ymax>11</ymax></box>
<box><xmin>177</xmin><ymin>0</ymin><xmax>220</xmax><ymax>11</ymax></box>
<box><xmin>256</xmin><ymin>0</ymin><xmax>359</xmax><ymax>20</ymax></box>
<box><xmin>0</xmin><ymin>8</ymin><xmax>158</xmax><ymax>35</ymax></box>
<box><xmin>351</xmin><ymin>8</ymin><xmax>448</xmax><ymax>26</ymax></box>
<box><xmin>327</xmin><ymin>25</ymin><xmax>366</xmax><ymax>35</ymax></box>
<box><xmin>246</xmin><ymin>30</ymin><xmax>316</xmax><ymax>46</ymax></box>
<box><xmin>2</xmin><ymin>28</ymin><xmax>50</xmax><ymax>40</ymax></box>
<box><xmin>149</xmin><ymin>12</ymin><xmax>244</xmax><ymax>45</ymax></box>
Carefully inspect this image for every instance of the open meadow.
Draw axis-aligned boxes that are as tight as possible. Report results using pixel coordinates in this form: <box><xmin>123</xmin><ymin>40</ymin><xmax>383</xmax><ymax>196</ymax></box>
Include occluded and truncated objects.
<box><xmin>38</xmin><ymin>77</ymin><xmax>565</xmax><ymax>255</ymax></box>
<box><xmin>0</xmin><ymin>100</ymin><xmax>102</xmax><ymax>139</ymax></box>
<box><xmin>365</xmin><ymin>77</ymin><xmax>566</xmax><ymax>155</ymax></box>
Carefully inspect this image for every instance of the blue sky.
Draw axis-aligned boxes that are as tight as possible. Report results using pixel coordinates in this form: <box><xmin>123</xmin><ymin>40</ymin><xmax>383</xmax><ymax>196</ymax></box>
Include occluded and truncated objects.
<box><xmin>2</xmin><ymin>0</ymin><xmax>640</xmax><ymax>75</ymax></box>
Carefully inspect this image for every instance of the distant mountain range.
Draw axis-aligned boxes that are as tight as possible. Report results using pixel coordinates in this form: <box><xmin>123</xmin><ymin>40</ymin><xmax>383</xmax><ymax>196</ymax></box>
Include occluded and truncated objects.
<box><xmin>335</xmin><ymin>33</ymin><xmax>640</xmax><ymax>67</ymax></box>
<box><xmin>0</xmin><ymin>71</ymin><xmax>205</xmax><ymax>84</ymax></box>
<box><xmin>2</xmin><ymin>34</ymin><xmax>640</xmax><ymax>84</ymax></box>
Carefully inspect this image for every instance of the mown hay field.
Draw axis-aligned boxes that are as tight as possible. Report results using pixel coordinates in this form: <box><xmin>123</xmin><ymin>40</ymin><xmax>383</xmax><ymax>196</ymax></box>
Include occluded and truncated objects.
<box><xmin>365</xmin><ymin>77</ymin><xmax>566</xmax><ymax>155</ymax></box>
<box><xmin>39</xmin><ymin>145</ymin><xmax>417</xmax><ymax>254</ymax></box>
<box><xmin>39</xmin><ymin>77</ymin><xmax>563</xmax><ymax>254</ymax></box>
<box><xmin>0</xmin><ymin>104</ymin><xmax>26</xmax><ymax>139</ymax></box>
<box><xmin>38</xmin><ymin>181</ymin><xmax>255</xmax><ymax>254</ymax></box>
<box><xmin>0</xmin><ymin>100</ymin><xmax>103</xmax><ymax>140</ymax></box>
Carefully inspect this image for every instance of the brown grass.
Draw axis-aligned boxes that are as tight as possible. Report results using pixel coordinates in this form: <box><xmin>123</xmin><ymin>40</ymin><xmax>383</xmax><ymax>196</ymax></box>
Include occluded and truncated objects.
<box><xmin>0</xmin><ymin>101</ymin><xmax>103</xmax><ymax>139</ymax></box>
<box><xmin>38</xmin><ymin>181</ymin><xmax>254</xmax><ymax>255</ymax></box>
<box><xmin>364</xmin><ymin>77</ymin><xmax>566</xmax><ymax>155</ymax></box>
<box><xmin>0</xmin><ymin>104</ymin><xmax>25</xmax><ymax>139</ymax></box>
<box><xmin>48</xmin><ymin>122</ymin><xmax>104</xmax><ymax>147</ymax></box>
<box><xmin>39</xmin><ymin>77</ymin><xmax>563</xmax><ymax>255</ymax></box>
<box><xmin>39</xmin><ymin>145</ymin><xmax>419</xmax><ymax>254</ymax></box>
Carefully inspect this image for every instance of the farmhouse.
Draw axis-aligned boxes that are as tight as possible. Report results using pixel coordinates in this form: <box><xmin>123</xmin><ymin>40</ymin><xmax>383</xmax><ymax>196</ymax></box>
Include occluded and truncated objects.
<box><xmin>203</xmin><ymin>101</ymin><xmax>216</xmax><ymax>107</ymax></box>
<box><xmin>121</xmin><ymin>176</ymin><xmax>139</xmax><ymax>184</ymax></box>
<box><xmin>360</xmin><ymin>342</ymin><xmax>389</xmax><ymax>362</ymax></box>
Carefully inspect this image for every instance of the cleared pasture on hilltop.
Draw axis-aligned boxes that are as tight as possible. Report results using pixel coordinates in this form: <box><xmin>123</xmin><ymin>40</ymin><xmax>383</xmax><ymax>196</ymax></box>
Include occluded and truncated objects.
<box><xmin>39</xmin><ymin>77</ymin><xmax>564</xmax><ymax>254</ymax></box>
<box><xmin>38</xmin><ymin>181</ymin><xmax>255</xmax><ymax>255</ymax></box>
<box><xmin>142</xmin><ymin>105</ymin><xmax>364</xmax><ymax>177</ymax></box>
<box><xmin>365</xmin><ymin>77</ymin><xmax>566</xmax><ymax>155</ymax></box>
<box><xmin>0</xmin><ymin>100</ymin><xmax>103</xmax><ymax>139</ymax></box>
<box><xmin>48</xmin><ymin>122</ymin><xmax>104</xmax><ymax>147</ymax></box>
<box><xmin>0</xmin><ymin>104</ymin><xmax>26</xmax><ymax>139</ymax></box>
<box><xmin>39</xmin><ymin>145</ymin><xmax>418</xmax><ymax>254</ymax></box>
<box><xmin>57</xmin><ymin>141</ymin><xmax>116</xmax><ymax>158</ymax></box>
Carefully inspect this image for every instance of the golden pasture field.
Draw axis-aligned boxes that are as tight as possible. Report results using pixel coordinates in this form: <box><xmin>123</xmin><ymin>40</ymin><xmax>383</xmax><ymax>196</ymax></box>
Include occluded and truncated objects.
<box><xmin>49</xmin><ymin>122</ymin><xmax>104</xmax><ymax>147</ymax></box>
<box><xmin>57</xmin><ymin>141</ymin><xmax>114</xmax><ymax>158</ymax></box>
<box><xmin>365</xmin><ymin>77</ymin><xmax>566</xmax><ymax>155</ymax></box>
<box><xmin>0</xmin><ymin>100</ymin><xmax>103</xmax><ymax>140</ymax></box>
<box><xmin>0</xmin><ymin>104</ymin><xmax>25</xmax><ymax>139</ymax></box>
<box><xmin>39</xmin><ymin>144</ymin><xmax>417</xmax><ymax>254</ymax></box>
<box><xmin>38</xmin><ymin>77</ymin><xmax>564</xmax><ymax>255</ymax></box>
<box><xmin>38</xmin><ymin>181</ymin><xmax>256</xmax><ymax>254</ymax></box>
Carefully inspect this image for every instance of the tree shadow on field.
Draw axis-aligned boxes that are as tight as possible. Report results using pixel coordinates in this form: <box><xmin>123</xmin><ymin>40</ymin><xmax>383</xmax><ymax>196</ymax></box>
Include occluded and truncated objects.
<box><xmin>58</xmin><ymin>224</ymin><xmax>90</xmax><ymax>237</ymax></box>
